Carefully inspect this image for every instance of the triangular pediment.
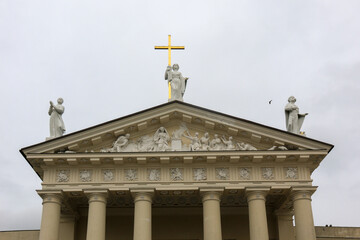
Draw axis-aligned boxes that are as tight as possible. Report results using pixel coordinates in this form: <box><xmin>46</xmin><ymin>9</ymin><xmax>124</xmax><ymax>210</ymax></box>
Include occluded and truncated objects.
<box><xmin>21</xmin><ymin>101</ymin><xmax>332</xmax><ymax>155</ymax></box>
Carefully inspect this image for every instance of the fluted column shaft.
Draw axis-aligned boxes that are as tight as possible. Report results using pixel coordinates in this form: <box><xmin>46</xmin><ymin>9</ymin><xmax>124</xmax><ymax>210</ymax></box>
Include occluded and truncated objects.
<box><xmin>201</xmin><ymin>190</ymin><xmax>223</xmax><ymax>240</ymax></box>
<box><xmin>292</xmin><ymin>191</ymin><xmax>316</xmax><ymax>240</ymax></box>
<box><xmin>246</xmin><ymin>190</ymin><xmax>269</xmax><ymax>240</ymax></box>
<box><xmin>133</xmin><ymin>191</ymin><xmax>153</xmax><ymax>240</ymax></box>
<box><xmin>85</xmin><ymin>191</ymin><xmax>108</xmax><ymax>240</ymax></box>
<box><xmin>39</xmin><ymin>192</ymin><xmax>63</xmax><ymax>240</ymax></box>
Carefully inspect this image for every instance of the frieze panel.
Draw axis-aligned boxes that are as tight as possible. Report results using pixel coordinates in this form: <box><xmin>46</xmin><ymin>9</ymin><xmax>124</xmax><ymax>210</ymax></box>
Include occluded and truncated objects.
<box><xmin>124</xmin><ymin>169</ymin><xmax>138</xmax><ymax>181</ymax></box>
<box><xmin>239</xmin><ymin>167</ymin><xmax>251</xmax><ymax>180</ymax></box>
<box><xmin>79</xmin><ymin>169</ymin><xmax>92</xmax><ymax>182</ymax></box>
<box><xmin>215</xmin><ymin>167</ymin><xmax>230</xmax><ymax>180</ymax></box>
<box><xmin>262</xmin><ymin>167</ymin><xmax>274</xmax><ymax>180</ymax></box>
<box><xmin>285</xmin><ymin>167</ymin><xmax>298</xmax><ymax>179</ymax></box>
<box><xmin>103</xmin><ymin>169</ymin><xmax>114</xmax><ymax>181</ymax></box>
<box><xmin>170</xmin><ymin>168</ymin><xmax>184</xmax><ymax>181</ymax></box>
<box><xmin>56</xmin><ymin>169</ymin><xmax>69</xmax><ymax>182</ymax></box>
<box><xmin>193</xmin><ymin>168</ymin><xmax>207</xmax><ymax>181</ymax></box>
<box><xmin>148</xmin><ymin>168</ymin><xmax>161</xmax><ymax>181</ymax></box>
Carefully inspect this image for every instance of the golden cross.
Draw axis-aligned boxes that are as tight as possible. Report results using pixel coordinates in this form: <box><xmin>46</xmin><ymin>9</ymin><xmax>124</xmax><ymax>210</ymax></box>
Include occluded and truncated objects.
<box><xmin>155</xmin><ymin>35</ymin><xmax>185</xmax><ymax>99</ymax></box>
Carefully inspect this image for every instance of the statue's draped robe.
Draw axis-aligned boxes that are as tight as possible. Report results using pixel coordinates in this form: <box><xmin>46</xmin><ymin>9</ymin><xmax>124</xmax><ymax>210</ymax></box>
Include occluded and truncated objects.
<box><xmin>169</xmin><ymin>71</ymin><xmax>186</xmax><ymax>101</ymax></box>
<box><xmin>285</xmin><ymin>103</ymin><xmax>305</xmax><ymax>134</ymax></box>
<box><xmin>49</xmin><ymin>105</ymin><xmax>65</xmax><ymax>138</ymax></box>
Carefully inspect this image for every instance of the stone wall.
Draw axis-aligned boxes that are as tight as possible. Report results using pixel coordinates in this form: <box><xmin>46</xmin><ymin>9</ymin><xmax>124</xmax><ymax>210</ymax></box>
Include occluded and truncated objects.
<box><xmin>315</xmin><ymin>226</ymin><xmax>360</xmax><ymax>239</ymax></box>
<box><xmin>0</xmin><ymin>230</ymin><xmax>39</xmax><ymax>240</ymax></box>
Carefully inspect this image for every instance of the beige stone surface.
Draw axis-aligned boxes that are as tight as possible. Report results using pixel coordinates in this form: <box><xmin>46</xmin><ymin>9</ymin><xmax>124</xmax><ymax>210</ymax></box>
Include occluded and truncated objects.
<box><xmin>0</xmin><ymin>230</ymin><xmax>39</xmax><ymax>240</ymax></box>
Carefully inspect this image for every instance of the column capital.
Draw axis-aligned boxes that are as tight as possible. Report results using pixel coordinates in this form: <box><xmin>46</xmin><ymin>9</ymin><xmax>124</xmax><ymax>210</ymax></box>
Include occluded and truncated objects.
<box><xmin>245</xmin><ymin>187</ymin><xmax>270</xmax><ymax>203</ymax></box>
<box><xmin>37</xmin><ymin>190</ymin><xmax>63</xmax><ymax>205</ymax></box>
<box><xmin>290</xmin><ymin>187</ymin><xmax>316</xmax><ymax>202</ymax></box>
<box><xmin>131</xmin><ymin>189</ymin><xmax>154</xmax><ymax>203</ymax></box>
<box><xmin>200</xmin><ymin>188</ymin><xmax>224</xmax><ymax>202</ymax></box>
<box><xmin>84</xmin><ymin>189</ymin><xmax>108</xmax><ymax>204</ymax></box>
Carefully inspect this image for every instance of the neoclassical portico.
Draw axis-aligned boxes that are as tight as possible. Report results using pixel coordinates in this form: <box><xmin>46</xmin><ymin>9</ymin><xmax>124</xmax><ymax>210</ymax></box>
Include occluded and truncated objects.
<box><xmin>36</xmin><ymin>186</ymin><xmax>318</xmax><ymax>240</ymax></box>
<box><xmin>22</xmin><ymin>101</ymin><xmax>332</xmax><ymax>240</ymax></box>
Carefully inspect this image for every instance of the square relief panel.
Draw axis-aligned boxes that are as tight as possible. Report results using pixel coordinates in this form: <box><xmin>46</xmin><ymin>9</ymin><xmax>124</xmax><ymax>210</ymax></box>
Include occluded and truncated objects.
<box><xmin>170</xmin><ymin>168</ymin><xmax>184</xmax><ymax>181</ymax></box>
<box><xmin>285</xmin><ymin>167</ymin><xmax>298</xmax><ymax>179</ymax></box>
<box><xmin>79</xmin><ymin>169</ymin><xmax>92</xmax><ymax>182</ymax></box>
<box><xmin>215</xmin><ymin>167</ymin><xmax>230</xmax><ymax>180</ymax></box>
<box><xmin>261</xmin><ymin>167</ymin><xmax>274</xmax><ymax>180</ymax></box>
<box><xmin>193</xmin><ymin>168</ymin><xmax>207</xmax><ymax>181</ymax></box>
<box><xmin>147</xmin><ymin>168</ymin><xmax>161</xmax><ymax>181</ymax></box>
<box><xmin>239</xmin><ymin>167</ymin><xmax>251</xmax><ymax>180</ymax></box>
<box><xmin>103</xmin><ymin>169</ymin><xmax>115</xmax><ymax>182</ymax></box>
<box><xmin>56</xmin><ymin>169</ymin><xmax>70</xmax><ymax>182</ymax></box>
<box><xmin>124</xmin><ymin>169</ymin><xmax>138</xmax><ymax>181</ymax></box>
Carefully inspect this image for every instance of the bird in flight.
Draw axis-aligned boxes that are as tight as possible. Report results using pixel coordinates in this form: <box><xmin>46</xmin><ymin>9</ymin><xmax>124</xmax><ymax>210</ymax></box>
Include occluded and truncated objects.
<box><xmin>268</xmin><ymin>100</ymin><xmax>272</xmax><ymax>104</ymax></box>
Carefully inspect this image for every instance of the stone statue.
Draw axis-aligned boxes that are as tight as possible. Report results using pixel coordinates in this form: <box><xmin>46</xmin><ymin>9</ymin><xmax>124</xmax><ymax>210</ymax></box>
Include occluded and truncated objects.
<box><xmin>48</xmin><ymin>98</ymin><xmax>65</xmax><ymax>138</ymax></box>
<box><xmin>165</xmin><ymin>64</ymin><xmax>188</xmax><ymax>101</ymax></box>
<box><xmin>153</xmin><ymin>127</ymin><xmax>170</xmax><ymax>151</ymax></box>
<box><xmin>200</xmin><ymin>132</ymin><xmax>210</xmax><ymax>150</ymax></box>
<box><xmin>210</xmin><ymin>134</ymin><xmax>222</xmax><ymax>150</ymax></box>
<box><xmin>221</xmin><ymin>136</ymin><xmax>235</xmax><ymax>150</ymax></box>
<box><xmin>112</xmin><ymin>134</ymin><xmax>130</xmax><ymax>152</ymax></box>
<box><xmin>237</xmin><ymin>142</ymin><xmax>257</xmax><ymax>151</ymax></box>
<box><xmin>183</xmin><ymin>131</ymin><xmax>201</xmax><ymax>151</ymax></box>
<box><xmin>285</xmin><ymin>96</ymin><xmax>308</xmax><ymax>134</ymax></box>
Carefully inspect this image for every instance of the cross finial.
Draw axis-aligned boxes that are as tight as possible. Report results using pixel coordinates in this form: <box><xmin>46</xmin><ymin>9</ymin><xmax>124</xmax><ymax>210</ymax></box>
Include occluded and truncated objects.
<box><xmin>155</xmin><ymin>35</ymin><xmax>185</xmax><ymax>99</ymax></box>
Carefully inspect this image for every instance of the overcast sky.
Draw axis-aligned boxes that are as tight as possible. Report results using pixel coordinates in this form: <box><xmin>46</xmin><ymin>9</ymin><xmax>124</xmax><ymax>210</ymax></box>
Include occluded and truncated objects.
<box><xmin>1</xmin><ymin>0</ymin><xmax>359</xmax><ymax>231</ymax></box>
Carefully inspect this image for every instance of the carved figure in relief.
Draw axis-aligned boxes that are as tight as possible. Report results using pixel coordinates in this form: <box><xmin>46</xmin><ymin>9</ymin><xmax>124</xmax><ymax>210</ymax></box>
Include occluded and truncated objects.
<box><xmin>268</xmin><ymin>145</ymin><xmax>288</xmax><ymax>151</ymax></box>
<box><xmin>200</xmin><ymin>132</ymin><xmax>210</xmax><ymax>150</ymax></box>
<box><xmin>262</xmin><ymin>168</ymin><xmax>274</xmax><ymax>180</ymax></box>
<box><xmin>285</xmin><ymin>96</ymin><xmax>308</xmax><ymax>134</ymax></box>
<box><xmin>57</xmin><ymin>170</ymin><xmax>69</xmax><ymax>182</ymax></box>
<box><xmin>210</xmin><ymin>134</ymin><xmax>222</xmax><ymax>150</ymax></box>
<box><xmin>112</xmin><ymin>134</ymin><xmax>130</xmax><ymax>151</ymax></box>
<box><xmin>153</xmin><ymin>127</ymin><xmax>170</xmax><ymax>151</ymax></box>
<box><xmin>103</xmin><ymin>169</ymin><xmax>114</xmax><ymax>181</ymax></box>
<box><xmin>79</xmin><ymin>170</ymin><xmax>91</xmax><ymax>182</ymax></box>
<box><xmin>125</xmin><ymin>169</ymin><xmax>137</xmax><ymax>181</ymax></box>
<box><xmin>170</xmin><ymin>168</ymin><xmax>183</xmax><ymax>181</ymax></box>
<box><xmin>221</xmin><ymin>136</ymin><xmax>235</xmax><ymax>150</ymax></box>
<box><xmin>183</xmin><ymin>131</ymin><xmax>201</xmax><ymax>151</ymax></box>
<box><xmin>48</xmin><ymin>98</ymin><xmax>66</xmax><ymax>138</ymax></box>
<box><xmin>165</xmin><ymin>64</ymin><xmax>188</xmax><ymax>101</ymax></box>
<box><xmin>193</xmin><ymin>168</ymin><xmax>207</xmax><ymax>181</ymax></box>
<box><xmin>237</xmin><ymin>142</ymin><xmax>257</xmax><ymax>151</ymax></box>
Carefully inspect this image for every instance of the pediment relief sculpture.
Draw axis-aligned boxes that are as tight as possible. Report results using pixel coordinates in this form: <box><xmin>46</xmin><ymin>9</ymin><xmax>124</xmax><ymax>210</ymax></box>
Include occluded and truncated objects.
<box><xmin>93</xmin><ymin>124</ymin><xmax>297</xmax><ymax>153</ymax></box>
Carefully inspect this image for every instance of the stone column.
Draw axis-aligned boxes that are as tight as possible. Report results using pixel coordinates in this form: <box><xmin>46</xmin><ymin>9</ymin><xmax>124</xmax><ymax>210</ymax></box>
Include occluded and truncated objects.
<box><xmin>275</xmin><ymin>210</ymin><xmax>295</xmax><ymax>240</ymax></box>
<box><xmin>59</xmin><ymin>215</ymin><xmax>76</xmax><ymax>240</ymax></box>
<box><xmin>131</xmin><ymin>190</ymin><xmax>154</xmax><ymax>240</ymax></box>
<box><xmin>200</xmin><ymin>189</ymin><xmax>223</xmax><ymax>240</ymax></box>
<box><xmin>246</xmin><ymin>189</ymin><xmax>269</xmax><ymax>240</ymax></box>
<box><xmin>84</xmin><ymin>190</ymin><xmax>108</xmax><ymax>240</ymax></box>
<box><xmin>38</xmin><ymin>191</ymin><xmax>63</xmax><ymax>240</ymax></box>
<box><xmin>292</xmin><ymin>190</ymin><xmax>316</xmax><ymax>240</ymax></box>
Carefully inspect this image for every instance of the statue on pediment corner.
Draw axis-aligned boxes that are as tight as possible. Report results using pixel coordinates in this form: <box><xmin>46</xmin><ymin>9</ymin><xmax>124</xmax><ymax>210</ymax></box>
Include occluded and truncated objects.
<box><xmin>48</xmin><ymin>98</ymin><xmax>65</xmax><ymax>139</ymax></box>
<box><xmin>285</xmin><ymin>96</ymin><xmax>308</xmax><ymax>134</ymax></box>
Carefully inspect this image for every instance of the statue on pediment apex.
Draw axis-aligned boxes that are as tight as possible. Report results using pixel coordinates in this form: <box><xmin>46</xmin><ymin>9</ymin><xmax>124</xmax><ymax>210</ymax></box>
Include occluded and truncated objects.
<box><xmin>165</xmin><ymin>64</ymin><xmax>188</xmax><ymax>102</ymax></box>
